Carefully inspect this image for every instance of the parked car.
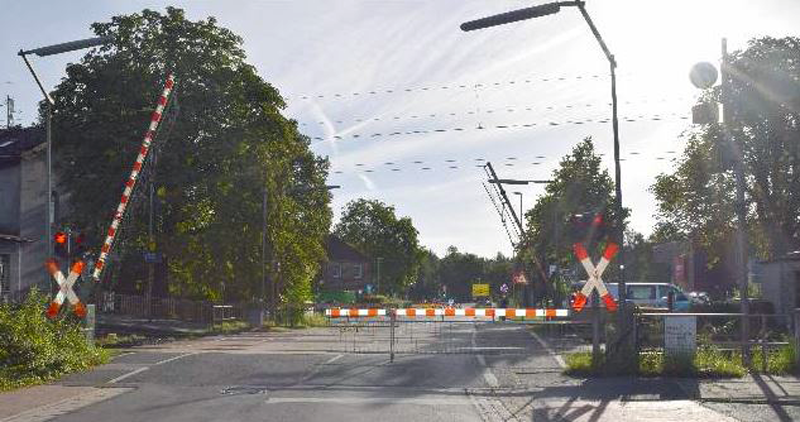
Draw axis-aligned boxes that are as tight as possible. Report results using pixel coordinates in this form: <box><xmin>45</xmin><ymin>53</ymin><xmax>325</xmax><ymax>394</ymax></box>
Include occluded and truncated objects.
<box><xmin>571</xmin><ymin>281</ymin><xmax>691</xmax><ymax>312</ymax></box>
<box><xmin>688</xmin><ymin>291</ymin><xmax>712</xmax><ymax>306</ymax></box>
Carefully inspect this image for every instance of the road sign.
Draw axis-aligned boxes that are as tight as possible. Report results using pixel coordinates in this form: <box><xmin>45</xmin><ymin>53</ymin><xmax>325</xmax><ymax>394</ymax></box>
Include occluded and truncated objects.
<box><xmin>45</xmin><ymin>258</ymin><xmax>87</xmax><ymax>318</ymax></box>
<box><xmin>572</xmin><ymin>242</ymin><xmax>618</xmax><ymax>312</ymax></box>
<box><xmin>500</xmin><ymin>283</ymin><xmax>509</xmax><ymax>294</ymax></box>
<box><xmin>143</xmin><ymin>252</ymin><xmax>162</xmax><ymax>263</ymax></box>
<box><xmin>472</xmin><ymin>283</ymin><xmax>490</xmax><ymax>297</ymax></box>
<box><xmin>512</xmin><ymin>270</ymin><xmax>528</xmax><ymax>284</ymax></box>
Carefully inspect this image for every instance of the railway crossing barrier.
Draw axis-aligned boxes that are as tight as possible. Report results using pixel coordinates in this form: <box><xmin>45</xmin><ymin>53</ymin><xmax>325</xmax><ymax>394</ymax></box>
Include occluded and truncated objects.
<box><xmin>323</xmin><ymin>307</ymin><xmax>581</xmax><ymax>361</ymax></box>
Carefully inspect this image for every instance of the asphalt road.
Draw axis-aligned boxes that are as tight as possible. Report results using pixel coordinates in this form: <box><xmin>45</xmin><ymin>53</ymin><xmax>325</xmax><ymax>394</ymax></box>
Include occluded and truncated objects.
<box><xmin>23</xmin><ymin>319</ymin><xmax>776</xmax><ymax>421</ymax></box>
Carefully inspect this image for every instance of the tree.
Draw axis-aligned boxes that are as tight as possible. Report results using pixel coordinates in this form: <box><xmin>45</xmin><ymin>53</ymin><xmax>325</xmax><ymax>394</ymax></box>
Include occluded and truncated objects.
<box><xmin>333</xmin><ymin>199</ymin><xmax>422</xmax><ymax>295</ymax></box>
<box><xmin>522</xmin><ymin>138</ymin><xmax>628</xmax><ymax>303</ymax></box>
<box><xmin>49</xmin><ymin>8</ymin><xmax>331</xmax><ymax>303</ymax></box>
<box><xmin>653</xmin><ymin>36</ymin><xmax>800</xmax><ymax>263</ymax></box>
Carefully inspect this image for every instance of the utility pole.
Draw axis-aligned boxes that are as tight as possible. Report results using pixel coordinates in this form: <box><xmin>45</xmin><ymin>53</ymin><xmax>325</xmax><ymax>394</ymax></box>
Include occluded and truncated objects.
<box><xmin>5</xmin><ymin>95</ymin><xmax>14</xmax><ymax>128</ymax></box>
<box><xmin>376</xmin><ymin>257</ymin><xmax>383</xmax><ymax>295</ymax></box>
<box><xmin>721</xmin><ymin>38</ymin><xmax>750</xmax><ymax>365</ymax></box>
<box><xmin>146</xmin><ymin>148</ymin><xmax>156</xmax><ymax>320</ymax></box>
<box><xmin>262</xmin><ymin>187</ymin><xmax>269</xmax><ymax>320</ymax></box>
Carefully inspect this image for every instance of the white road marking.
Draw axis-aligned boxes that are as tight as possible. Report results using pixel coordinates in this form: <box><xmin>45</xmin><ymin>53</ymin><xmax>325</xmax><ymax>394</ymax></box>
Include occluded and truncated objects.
<box><xmin>530</xmin><ymin>330</ymin><xmax>566</xmax><ymax>368</ymax></box>
<box><xmin>471</xmin><ymin>325</ymin><xmax>499</xmax><ymax>388</ymax></box>
<box><xmin>0</xmin><ymin>388</ymin><xmax>131</xmax><ymax>422</ymax></box>
<box><xmin>107</xmin><ymin>367</ymin><xmax>149</xmax><ymax>384</ymax></box>
<box><xmin>322</xmin><ymin>354</ymin><xmax>343</xmax><ymax>365</ymax></box>
<box><xmin>265</xmin><ymin>397</ymin><xmax>472</xmax><ymax>405</ymax></box>
<box><xmin>107</xmin><ymin>352</ymin><xmax>197</xmax><ymax>384</ymax></box>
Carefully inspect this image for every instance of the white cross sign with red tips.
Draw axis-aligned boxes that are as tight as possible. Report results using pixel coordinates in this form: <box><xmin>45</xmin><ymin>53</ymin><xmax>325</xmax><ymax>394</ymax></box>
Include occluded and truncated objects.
<box><xmin>45</xmin><ymin>259</ymin><xmax>87</xmax><ymax>318</ymax></box>
<box><xmin>572</xmin><ymin>242</ymin><xmax>618</xmax><ymax>313</ymax></box>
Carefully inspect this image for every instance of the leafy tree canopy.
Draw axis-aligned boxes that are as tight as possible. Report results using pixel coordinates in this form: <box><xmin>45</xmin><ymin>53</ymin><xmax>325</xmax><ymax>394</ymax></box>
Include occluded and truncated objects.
<box><xmin>652</xmin><ymin>36</ymin><xmax>800</xmax><ymax>263</ymax></box>
<box><xmin>50</xmin><ymin>7</ymin><xmax>331</xmax><ymax>302</ymax></box>
<box><xmin>333</xmin><ymin>199</ymin><xmax>422</xmax><ymax>295</ymax></box>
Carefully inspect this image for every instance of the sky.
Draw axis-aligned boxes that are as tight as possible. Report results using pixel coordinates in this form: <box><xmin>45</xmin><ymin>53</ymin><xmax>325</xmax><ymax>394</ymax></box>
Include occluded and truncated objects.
<box><xmin>1</xmin><ymin>0</ymin><xmax>798</xmax><ymax>258</ymax></box>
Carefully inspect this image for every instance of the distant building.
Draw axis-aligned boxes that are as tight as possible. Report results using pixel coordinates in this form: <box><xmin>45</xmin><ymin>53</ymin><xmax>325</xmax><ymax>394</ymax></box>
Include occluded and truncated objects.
<box><xmin>759</xmin><ymin>252</ymin><xmax>800</xmax><ymax>320</ymax></box>
<box><xmin>0</xmin><ymin>127</ymin><xmax>49</xmax><ymax>299</ymax></box>
<box><xmin>318</xmin><ymin>236</ymin><xmax>371</xmax><ymax>294</ymax></box>
<box><xmin>652</xmin><ymin>240</ymin><xmax>735</xmax><ymax>298</ymax></box>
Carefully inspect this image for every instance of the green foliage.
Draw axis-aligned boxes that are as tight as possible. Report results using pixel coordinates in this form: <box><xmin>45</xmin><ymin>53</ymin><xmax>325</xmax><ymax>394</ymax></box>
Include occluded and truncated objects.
<box><xmin>48</xmin><ymin>8</ymin><xmax>331</xmax><ymax>303</ymax></box>
<box><xmin>0</xmin><ymin>291</ymin><xmax>108</xmax><ymax>391</ymax></box>
<box><xmin>563</xmin><ymin>351</ymin><xmax>601</xmax><ymax>376</ymax></box>
<box><xmin>333</xmin><ymin>199</ymin><xmax>422</xmax><ymax>295</ymax></box>
<box><xmin>751</xmin><ymin>343</ymin><xmax>797</xmax><ymax>375</ymax></box>
<box><xmin>652</xmin><ymin>36</ymin><xmax>800</xmax><ymax>261</ymax></box>
<box><xmin>522</xmin><ymin>138</ymin><xmax>628</xmax><ymax>302</ymax></box>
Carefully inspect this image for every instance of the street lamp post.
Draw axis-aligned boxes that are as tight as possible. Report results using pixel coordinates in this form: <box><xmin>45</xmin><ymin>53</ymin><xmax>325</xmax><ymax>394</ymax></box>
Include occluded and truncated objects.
<box><xmin>513</xmin><ymin>192</ymin><xmax>524</xmax><ymax>232</ymax></box>
<box><xmin>463</xmin><ymin>1</ymin><xmax>629</xmax><ymax>339</ymax></box>
<box><xmin>18</xmin><ymin>36</ymin><xmax>112</xmax><ymax>270</ymax></box>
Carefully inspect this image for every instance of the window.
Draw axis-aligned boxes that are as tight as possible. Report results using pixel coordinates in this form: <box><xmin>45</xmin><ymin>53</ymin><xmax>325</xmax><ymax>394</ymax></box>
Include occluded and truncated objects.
<box><xmin>353</xmin><ymin>264</ymin><xmax>363</xmax><ymax>279</ymax></box>
<box><xmin>0</xmin><ymin>255</ymin><xmax>9</xmax><ymax>297</ymax></box>
<box><xmin>331</xmin><ymin>263</ymin><xmax>341</xmax><ymax>278</ymax></box>
<box><xmin>628</xmin><ymin>285</ymin><xmax>655</xmax><ymax>300</ymax></box>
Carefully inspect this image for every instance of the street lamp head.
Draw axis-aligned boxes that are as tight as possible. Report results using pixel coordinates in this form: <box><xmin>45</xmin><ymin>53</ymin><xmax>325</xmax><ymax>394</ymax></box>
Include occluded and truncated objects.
<box><xmin>513</xmin><ymin>191</ymin><xmax>523</xmax><ymax>196</ymax></box>
<box><xmin>19</xmin><ymin>36</ymin><xmax>113</xmax><ymax>57</ymax></box>
<box><xmin>460</xmin><ymin>3</ymin><xmax>562</xmax><ymax>31</ymax></box>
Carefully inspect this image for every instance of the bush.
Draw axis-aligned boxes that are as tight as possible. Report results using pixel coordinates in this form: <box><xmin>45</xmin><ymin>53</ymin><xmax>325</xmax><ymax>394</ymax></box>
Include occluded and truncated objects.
<box><xmin>0</xmin><ymin>290</ymin><xmax>108</xmax><ymax>391</ymax></box>
<box><xmin>564</xmin><ymin>351</ymin><xmax>603</xmax><ymax>376</ymax></box>
<box><xmin>751</xmin><ymin>342</ymin><xmax>797</xmax><ymax>375</ymax></box>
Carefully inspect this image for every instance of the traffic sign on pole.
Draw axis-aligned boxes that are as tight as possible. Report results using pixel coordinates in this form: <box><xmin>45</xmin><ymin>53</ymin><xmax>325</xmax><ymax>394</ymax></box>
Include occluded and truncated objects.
<box><xmin>45</xmin><ymin>258</ymin><xmax>86</xmax><ymax>318</ymax></box>
<box><xmin>572</xmin><ymin>242</ymin><xmax>618</xmax><ymax>312</ymax></box>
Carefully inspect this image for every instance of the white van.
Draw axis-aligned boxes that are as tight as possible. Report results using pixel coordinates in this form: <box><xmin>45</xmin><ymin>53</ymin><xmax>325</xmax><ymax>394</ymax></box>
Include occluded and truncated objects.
<box><xmin>572</xmin><ymin>282</ymin><xmax>690</xmax><ymax>311</ymax></box>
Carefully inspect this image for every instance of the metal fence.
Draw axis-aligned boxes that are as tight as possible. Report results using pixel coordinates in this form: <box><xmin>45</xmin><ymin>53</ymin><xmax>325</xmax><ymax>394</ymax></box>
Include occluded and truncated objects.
<box><xmin>103</xmin><ymin>292</ymin><xmax>248</xmax><ymax>325</ymax></box>
<box><xmin>635</xmin><ymin>312</ymin><xmax>793</xmax><ymax>371</ymax></box>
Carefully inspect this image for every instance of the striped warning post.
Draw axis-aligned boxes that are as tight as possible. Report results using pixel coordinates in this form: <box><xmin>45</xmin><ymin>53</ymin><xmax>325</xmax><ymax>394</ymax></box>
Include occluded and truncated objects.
<box><xmin>92</xmin><ymin>74</ymin><xmax>176</xmax><ymax>282</ymax></box>
<box><xmin>325</xmin><ymin>308</ymin><xmax>387</xmax><ymax>318</ymax></box>
<box><xmin>324</xmin><ymin>308</ymin><xmax>569</xmax><ymax>318</ymax></box>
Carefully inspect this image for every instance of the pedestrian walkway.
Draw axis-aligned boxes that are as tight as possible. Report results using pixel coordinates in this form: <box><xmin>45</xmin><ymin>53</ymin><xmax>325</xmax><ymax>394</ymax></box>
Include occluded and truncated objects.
<box><xmin>677</xmin><ymin>374</ymin><xmax>800</xmax><ymax>403</ymax></box>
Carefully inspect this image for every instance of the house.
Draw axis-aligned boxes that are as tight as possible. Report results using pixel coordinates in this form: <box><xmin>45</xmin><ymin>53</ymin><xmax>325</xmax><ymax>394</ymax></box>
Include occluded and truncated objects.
<box><xmin>0</xmin><ymin>127</ymin><xmax>49</xmax><ymax>299</ymax></box>
<box><xmin>759</xmin><ymin>252</ymin><xmax>800</xmax><ymax>320</ymax></box>
<box><xmin>318</xmin><ymin>236</ymin><xmax>371</xmax><ymax>294</ymax></box>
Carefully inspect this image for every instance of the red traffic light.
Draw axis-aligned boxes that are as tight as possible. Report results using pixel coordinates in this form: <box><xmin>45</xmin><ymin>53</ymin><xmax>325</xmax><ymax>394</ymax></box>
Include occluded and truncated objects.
<box><xmin>54</xmin><ymin>232</ymin><xmax>67</xmax><ymax>244</ymax></box>
<box><xmin>75</xmin><ymin>233</ymin><xmax>85</xmax><ymax>244</ymax></box>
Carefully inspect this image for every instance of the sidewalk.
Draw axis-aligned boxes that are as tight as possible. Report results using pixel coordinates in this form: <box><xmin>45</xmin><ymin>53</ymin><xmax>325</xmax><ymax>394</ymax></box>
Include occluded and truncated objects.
<box><xmin>98</xmin><ymin>313</ymin><xmax>212</xmax><ymax>336</ymax></box>
<box><xmin>677</xmin><ymin>374</ymin><xmax>800</xmax><ymax>404</ymax></box>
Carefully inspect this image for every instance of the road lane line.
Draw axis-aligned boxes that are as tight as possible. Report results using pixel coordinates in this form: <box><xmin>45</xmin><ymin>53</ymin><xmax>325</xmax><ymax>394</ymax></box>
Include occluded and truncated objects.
<box><xmin>107</xmin><ymin>367</ymin><xmax>149</xmax><ymax>384</ymax></box>
<box><xmin>265</xmin><ymin>397</ymin><xmax>472</xmax><ymax>405</ymax></box>
<box><xmin>471</xmin><ymin>324</ymin><xmax>499</xmax><ymax>388</ymax></box>
<box><xmin>322</xmin><ymin>354</ymin><xmax>343</xmax><ymax>365</ymax></box>
<box><xmin>107</xmin><ymin>352</ymin><xmax>197</xmax><ymax>384</ymax></box>
<box><xmin>530</xmin><ymin>331</ymin><xmax>566</xmax><ymax>368</ymax></box>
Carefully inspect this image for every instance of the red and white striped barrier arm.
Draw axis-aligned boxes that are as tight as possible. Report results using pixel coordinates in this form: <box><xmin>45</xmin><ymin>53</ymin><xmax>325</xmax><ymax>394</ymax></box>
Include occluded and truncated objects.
<box><xmin>325</xmin><ymin>308</ymin><xmax>569</xmax><ymax>318</ymax></box>
<box><xmin>325</xmin><ymin>308</ymin><xmax>387</xmax><ymax>317</ymax></box>
<box><xmin>92</xmin><ymin>74</ymin><xmax>175</xmax><ymax>281</ymax></box>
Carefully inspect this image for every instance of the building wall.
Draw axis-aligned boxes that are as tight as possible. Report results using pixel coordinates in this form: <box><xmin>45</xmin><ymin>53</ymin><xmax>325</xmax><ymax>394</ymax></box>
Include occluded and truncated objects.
<box><xmin>762</xmin><ymin>260</ymin><xmax>800</xmax><ymax>318</ymax></box>
<box><xmin>0</xmin><ymin>164</ymin><xmax>21</xmax><ymax>235</ymax></box>
<box><xmin>321</xmin><ymin>260</ymin><xmax>371</xmax><ymax>291</ymax></box>
<box><xmin>19</xmin><ymin>146</ymin><xmax>48</xmax><ymax>292</ymax></box>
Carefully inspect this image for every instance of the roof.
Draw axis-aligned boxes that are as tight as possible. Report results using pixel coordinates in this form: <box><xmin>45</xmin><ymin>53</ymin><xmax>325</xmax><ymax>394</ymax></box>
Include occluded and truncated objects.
<box><xmin>0</xmin><ymin>233</ymin><xmax>33</xmax><ymax>243</ymax></box>
<box><xmin>0</xmin><ymin>126</ymin><xmax>45</xmax><ymax>167</ymax></box>
<box><xmin>326</xmin><ymin>235</ymin><xmax>368</xmax><ymax>262</ymax></box>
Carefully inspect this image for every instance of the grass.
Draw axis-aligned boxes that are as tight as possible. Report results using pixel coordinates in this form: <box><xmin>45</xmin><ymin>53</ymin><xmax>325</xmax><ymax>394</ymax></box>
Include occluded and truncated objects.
<box><xmin>564</xmin><ymin>347</ymin><xmax>752</xmax><ymax>378</ymax></box>
<box><xmin>751</xmin><ymin>343</ymin><xmax>797</xmax><ymax>375</ymax></box>
<box><xmin>211</xmin><ymin>320</ymin><xmax>250</xmax><ymax>334</ymax></box>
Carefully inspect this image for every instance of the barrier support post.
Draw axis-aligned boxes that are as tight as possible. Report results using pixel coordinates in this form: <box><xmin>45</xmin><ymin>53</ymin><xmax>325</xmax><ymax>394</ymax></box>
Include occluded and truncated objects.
<box><xmin>591</xmin><ymin>292</ymin><xmax>601</xmax><ymax>372</ymax></box>
<box><xmin>390</xmin><ymin>310</ymin><xmax>396</xmax><ymax>363</ymax></box>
